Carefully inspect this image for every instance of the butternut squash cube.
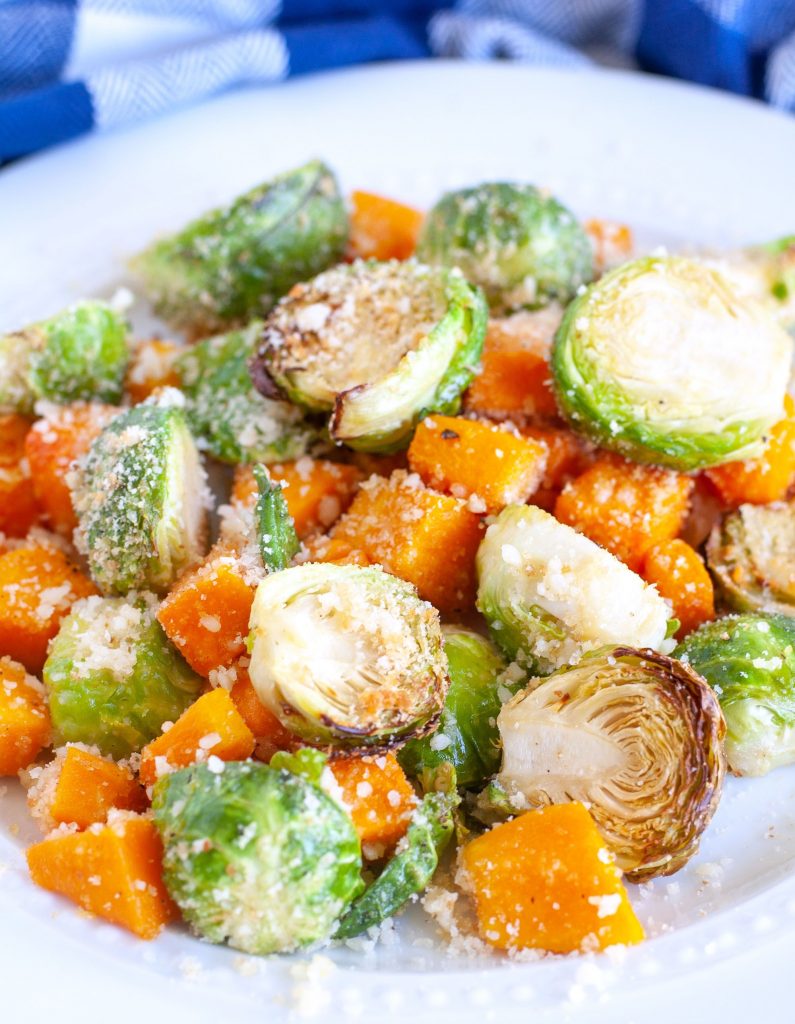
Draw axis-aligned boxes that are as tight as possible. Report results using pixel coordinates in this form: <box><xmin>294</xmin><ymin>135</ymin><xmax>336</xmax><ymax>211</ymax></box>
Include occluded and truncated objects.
<box><xmin>461</xmin><ymin>803</ymin><xmax>644</xmax><ymax>954</ymax></box>
<box><xmin>0</xmin><ymin>543</ymin><xmax>97</xmax><ymax>673</ymax></box>
<box><xmin>27</xmin><ymin>812</ymin><xmax>176</xmax><ymax>939</ymax></box>
<box><xmin>139</xmin><ymin>687</ymin><xmax>255</xmax><ymax>787</ymax></box>
<box><xmin>0</xmin><ymin>656</ymin><xmax>51</xmax><ymax>775</ymax></box>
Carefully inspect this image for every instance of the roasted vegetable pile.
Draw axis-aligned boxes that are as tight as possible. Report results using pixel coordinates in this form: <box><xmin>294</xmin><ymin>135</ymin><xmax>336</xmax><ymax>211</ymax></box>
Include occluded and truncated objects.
<box><xmin>3</xmin><ymin>163</ymin><xmax>795</xmax><ymax>959</ymax></box>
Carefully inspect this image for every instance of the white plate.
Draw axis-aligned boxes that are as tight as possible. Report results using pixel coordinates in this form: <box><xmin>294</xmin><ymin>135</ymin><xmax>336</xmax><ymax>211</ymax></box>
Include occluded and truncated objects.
<box><xmin>2</xmin><ymin>61</ymin><xmax>795</xmax><ymax>1024</ymax></box>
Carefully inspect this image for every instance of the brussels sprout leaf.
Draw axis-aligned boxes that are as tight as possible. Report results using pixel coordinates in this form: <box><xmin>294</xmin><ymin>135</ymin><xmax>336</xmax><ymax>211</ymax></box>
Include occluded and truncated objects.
<box><xmin>270</xmin><ymin>747</ymin><xmax>327</xmax><ymax>785</ymax></box>
<box><xmin>253</xmin><ymin>463</ymin><xmax>299</xmax><ymax>572</ymax></box>
<box><xmin>334</xmin><ymin>790</ymin><xmax>458</xmax><ymax>939</ymax></box>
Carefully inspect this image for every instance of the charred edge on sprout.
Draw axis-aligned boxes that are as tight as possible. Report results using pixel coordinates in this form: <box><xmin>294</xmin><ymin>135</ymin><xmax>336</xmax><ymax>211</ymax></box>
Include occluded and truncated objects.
<box><xmin>607</xmin><ymin>646</ymin><xmax>727</xmax><ymax>877</ymax></box>
<box><xmin>248</xmin><ymin>354</ymin><xmax>288</xmax><ymax>401</ymax></box>
<box><xmin>329</xmin><ymin>385</ymin><xmax>368</xmax><ymax>440</ymax></box>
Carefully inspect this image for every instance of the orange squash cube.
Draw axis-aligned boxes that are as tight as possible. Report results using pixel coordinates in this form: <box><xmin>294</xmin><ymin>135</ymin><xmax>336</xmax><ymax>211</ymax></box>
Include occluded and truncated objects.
<box><xmin>0</xmin><ymin>543</ymin><xmax>98</xmax><ymax>673</ymax></box>
<box><xmin>554</xmin><ymin>455</ymin><xmax>693</xmax><ymax>572</ymax></box>
<box><xmin>139</xmin><ymin>687</ymin><xmax>255</xmax><ymax>787</ymax></box>
<box><xmin>706</xmin><ymin>395</ymin><xmax>795</xmax><ymax>506</ymax></box>
<box><xmin>331</xmin><ymin>752</ymin><xmax>417</xmax><ymax>858</ymax></box>
<box><xmin>156</xmin><ymin>551</ymin><xmax>255</xmax><ymax>677</ymax></box>
<box><xmin>464</xmin><ymin>310</ymin><xmax>561</xmax><ymax>421</ymax></box>
<box><xmin>28</xmin><ymin>745</ymin><xmax>146</xmax><ymax>831</ymax></box>
<box><xmin>229</xmin><ymin>669</ymin><xmax>298</xmax><ymax>761</ymax></box>
<box><xmin>0</xmin><ymin>413</ymin><xmax>40</xmax><ymax>537</ymax></box>
<box><xmin>347</xmin><ymin>190</ymin><xmax>424</xmax><ymax>261</ymax></box>
<box><xmin>27</xmin><ymin>812</ymin><xmax>177</xmax><ymax>939</ymax></box>
<box><xmin>24</xmin><ymin>402</ymin><xmax>118</xmax><ymax>535</ymax></box>
<box><xmin>323</xmin><ymin>470</ymin><xmax>485</xmax><ymax>614</ymax></box>
<box><xmin>0</xmin><ymin>656</ymin><xmax>51</xmax><ymax>775</ymax></box>
<box><xmin>408</xmin><ymin>415</ymin><xmax>547</xmax><ymax>514</ymax></box>
<box><xmin>642</xmin><ymin>538</ymin><xmax>715</xmax><ymax>639</ymax></box>
<box><xmin>461</xmin><ymin>803</ymin><xmax>644</xmax><ymax>954</ymax></box>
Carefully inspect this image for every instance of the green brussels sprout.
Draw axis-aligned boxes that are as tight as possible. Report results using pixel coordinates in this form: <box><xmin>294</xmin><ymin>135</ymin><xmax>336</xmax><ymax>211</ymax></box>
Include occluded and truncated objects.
<box><xmin>175</xmin><ymin>323</ymin><xmax>320</xmax><ymax>464</ymax></box>
<box><xmin>497</xmin><ymin>646</ymin><xmax>726</xmax><ymax>881</ymax></box>
<box><xmin>416</xmin><ymin>182</ymin><xmax>594</xmax><ymax>313</ymax></box>
<box><xmin>706</xmin><ymin>502</ymin><xmax>795</xmax><ymax>614</ymax></box>
<box><xmin>252</xmin><ymin>464</ymin><xmax>299</xmax><ymax>572</ymax></box>
<box><xmin>551</xmin><ymin>256</ymin><xmax>793</xmax><ymax>470</ymax></box>
<box><xmin>73</xmin><ymin>392</ymin><xmax>208</xmax><ymax>594</ymax></box>
<box><xmin>132</xmin><ymin>160</ymin><xmax>348</xmax><ymax>337</ymax></box>
<box><xmin>248</xmin><ymin>562</ymin><xmax>449</xmax><ymax>749</ymax></box>
<box><xmin>335</xmin><ymin>790</ymin><xmax>457</xmax><ymax>939</ymax></box>
<box><xmin>398</xmin><ymin>627</ymin><xmax>514</xmax><ymax>788</ymax></box>
<box><xmin>0</xmin><ymin>301</ymin><xmax>130</xmax><ymax>413</ymax></box>
<box><xmin>152</xmin><ymin>760</ymin><xmax>363</xmax><ymax>954</ymax></box>
<box><xmin>676</xmin><ymin>613</ymin><xmax>795</xmax><ymax>776</ymax></box>
<box><xmin>251</xmin><ymin>259</ymin><xmax>488</xmax><ymax>453</ymax></box>
<box><xmin>44</xmin><ymin>594</ymin><xmax>203</xmax><ymax>758</ymax></box>
<box><xmin>476</xmin><ymin>504</ymin><xmax>674</xmax><ymax>673</ymax></box>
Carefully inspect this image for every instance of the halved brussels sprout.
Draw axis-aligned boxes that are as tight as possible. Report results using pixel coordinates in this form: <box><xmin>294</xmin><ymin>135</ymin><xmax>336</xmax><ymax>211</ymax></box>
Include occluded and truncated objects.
<box><xmin>152</xmin><ymin>760</ymin><xmax>363</xmax><ymax>954</ymax></box>
<box><xmin>677</xmin><ymin>613</ymin><xmax>795</xmax><ymax>776</ymax></box>
<box><xmin>416</xmin><ymin>182</ymin><xmax>594</xmax><ymax>313</ymax></box>
<box><xmin>73</xmin><ymin>391</ymin><xmax>208</xmax><ymax>594</ymax></box>
<box><xmin>132</xmin><ymin>160</ymin><xmax>348</xmax><ymax>337</ymax></box>
<box><xmin>476</xmin><ymin>504</ymin><xmax>674</xmax><ymax>672</ymax></box>
<box><xmin>45</xmin><ymin>594</ymin><xmax>203</xmax><ymax>758</ymax></box>
<box><xmin>398</xmin><ymin>627</ymin><xmax>513</xmax><ymax>788</ymax></box>
<box><xmin>176</xmin><ymin>323</ymin><xmax>319</xmax><ymax>464</ymax></box>
<box><xmin>251</xmin><ymin>259</ymin><xmax>488</xmax><ymax>453</ymax></box>
<box><xmin>497</xmin><ymin>647</ymin><xmax>726</xmax><ymax>880</ymax></box>
<box><xmin>706</xmin><ymin>502</ymin><xmax>795</xmax><ymax>614</ymax></box>
<box><xmin>0</xmin><ymin>301</ymin><xmax>130</xmax><ymax>413</ymax></box>
<box><xmin>551</xmin><ymin>257</ymin><xmax>793</xmax><ymax>470</ymax></box>
<box><xmin>248</xmin><ymin>563</ymin><xmax>449</xmax><ymax>748</ymax></box>
<box><xmin>335</xmin><ymin>789</ymin><xmax>457</xmax><ymax>939</ymax></box>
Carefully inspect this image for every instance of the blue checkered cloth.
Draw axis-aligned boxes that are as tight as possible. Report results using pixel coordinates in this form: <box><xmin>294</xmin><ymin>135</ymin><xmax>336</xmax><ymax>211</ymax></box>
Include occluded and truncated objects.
<box><xmin>2</xmin><ymin>0</ymin><xmax>795</xmax><ymax>162</ymax></box>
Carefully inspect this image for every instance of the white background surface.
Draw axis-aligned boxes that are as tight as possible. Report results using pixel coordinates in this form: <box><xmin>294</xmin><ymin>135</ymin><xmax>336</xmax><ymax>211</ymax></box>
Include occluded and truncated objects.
<box><xmin>2</xmin><ymin>61</ymin><xmax>795</xmax><ymax>1023</ymax></box>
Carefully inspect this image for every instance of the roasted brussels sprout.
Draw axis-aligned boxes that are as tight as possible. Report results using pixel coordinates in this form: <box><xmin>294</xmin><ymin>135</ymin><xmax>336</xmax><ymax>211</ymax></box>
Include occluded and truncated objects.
<box><xmin>398</xmin><ymin>627</ymin><xmax>513</xmax><ymax>788</ymax></box>
<box><xmin>497</xmin><ymin>647</ymin><xmax>726</xmax><ymax>880</ymax></box>
<box><xmin>335</xmin><ymin>789</ymin><xmax>457</xmax><ymax>938</ymax></box>
<box><xmin>248</xmin><ymin>563</ymin><xmax>448</xmax><ymax>748</ymax></box>
<box><xmin>677</xmin><ymin>613</ymin><xmax>795</xmax><ymax>776</ymax></box>
<box><xmin>45</xmin><ymin>594</ymin><xmax>203</xmax><ymax>758</ymax></box>
<box><xmin>0</xmin><ymin>301</ymin><xmax>130</xmax><ymax>413</ymax></box>
<box><xmin>706</xmin><ymin>502</ymin><xmax>795</xmax><ymax>614</ymax></box>
<box><xmin>132</xmin><ymin>160</ymin><xmax>348</xmax><ymax>336</ymax></box>
<box><xmin>175</xmin><ymin>322</ymin><xmax>319</xmax><ymax>465</ymax></box>
<box><xmin>551</xmin><ymin>257</ymin><xmax>793</xmax><ymax>470</ymax></box>
<box><xmin>416</xmin><ymin>182</ymin><xmax>593</xmax><ymax>312</ymax></box>
<box><xmin>476</xmin><ymin>504</ymin><xmax>674</xmax><ymax>672</ymax></box>
<box><xmin>252</xmin><ymin>464</ymin><xmax>299</xmax><ymax>572</ymax></box>
<box><xmin>252</xmin><ymin>260</ymin><xmax>488</xmax><ymax>453</ymax></box>
<box><xmin>152</xmin><ymin>760</ymin><xmax>363</xmax><ymax>954</ymax></box>
<box><xmin>73</xmin><ymin>391</ymin><xmax>208</xmax><ymax>594</ymax></box>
